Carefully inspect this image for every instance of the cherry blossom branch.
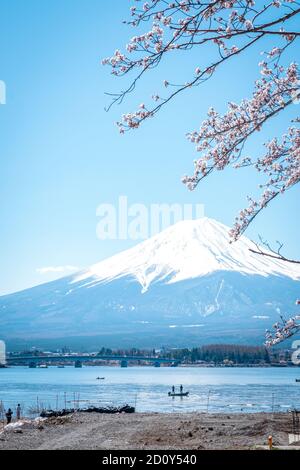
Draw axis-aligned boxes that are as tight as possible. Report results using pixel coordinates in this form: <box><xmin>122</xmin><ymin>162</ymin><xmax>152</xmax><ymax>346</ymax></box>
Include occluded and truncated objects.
<box><xmin>182</xmin><ymin>58</ymin><xmax>299</xmax><ymax>240</ymax></box>
<box><xmin>249</xmin><ymin>236</ymin><xmax>300</xmax><ymax>264</ymax></box>
<box><xmin>173</xmin><ymin>7</ymin><xmax>300</xmax><ymax>35</ymax></box>
<box><xmin>265</xmin><ymin>313</ymin><xmax>300</xmax><ymax>347</ymax></box>
<box><xmin>113</xmin><ymin>33</ymin><xmax>263</xmax><ymax>130</ymax></box>
<box><xmin>103</xmin><ymin>1</ymin><xmax>299</xmax><ymax>250</ymax></box>
<box><xmin>103</xmin><ymin>1</ymin><xmax>300</xmax><ymax>118</ymax></box>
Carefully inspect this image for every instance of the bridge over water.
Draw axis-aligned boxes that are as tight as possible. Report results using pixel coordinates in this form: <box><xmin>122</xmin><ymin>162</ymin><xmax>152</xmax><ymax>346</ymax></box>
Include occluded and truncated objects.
<box><xmin>7</xmin><ymin>355</ymin><xmax>180</xmax><ymax>367</ymax></box>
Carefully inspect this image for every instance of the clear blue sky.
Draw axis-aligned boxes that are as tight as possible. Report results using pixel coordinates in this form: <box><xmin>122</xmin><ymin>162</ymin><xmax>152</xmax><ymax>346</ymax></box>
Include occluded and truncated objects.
<box><xmin>0</xmin><ymin>0</ymin><xmax>299</xmax><ymax>295</ymax></box>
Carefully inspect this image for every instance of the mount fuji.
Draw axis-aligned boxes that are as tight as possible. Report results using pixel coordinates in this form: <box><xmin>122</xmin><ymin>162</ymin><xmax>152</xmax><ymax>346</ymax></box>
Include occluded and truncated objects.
<box><xmin>1</xmin><ymin>218</ymin><xmax>300</xmax><ymax>350</ymax></box>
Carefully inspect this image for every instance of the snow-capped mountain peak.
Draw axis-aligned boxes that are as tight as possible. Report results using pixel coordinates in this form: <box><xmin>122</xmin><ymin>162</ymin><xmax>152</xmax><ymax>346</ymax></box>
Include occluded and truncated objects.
<box><xmin>2</xmin><ymin>217</ymin><xmax>300</xmax><ymax>347</ymax></box>
<box><xmin>73</xmin><ymin>217</ymin><xmax>300</xmax><ymax>292</ymax></box>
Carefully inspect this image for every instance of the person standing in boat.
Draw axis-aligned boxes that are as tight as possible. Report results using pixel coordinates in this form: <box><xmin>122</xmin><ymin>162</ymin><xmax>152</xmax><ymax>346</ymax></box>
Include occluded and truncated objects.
<box><xmin>180</xmin><ymin>385</ymin><xmax>183</xmax><ymax>394</ymax></box>
<box><xmin>172</xmin><ymin>386</ymin><xmax>175</xmax><ymax>394</ymax></box>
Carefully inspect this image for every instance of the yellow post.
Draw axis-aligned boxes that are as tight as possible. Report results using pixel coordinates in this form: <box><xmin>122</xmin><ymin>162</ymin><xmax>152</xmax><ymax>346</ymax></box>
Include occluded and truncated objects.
<box><xmin>268</xmin><ymin>435</ymin><xmax>273</xmax><ymax>450</ymax></box>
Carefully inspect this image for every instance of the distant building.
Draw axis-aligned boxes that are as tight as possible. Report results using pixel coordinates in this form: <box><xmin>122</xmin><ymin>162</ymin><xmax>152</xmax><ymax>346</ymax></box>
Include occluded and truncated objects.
<box><xmin>0</xmin><ymin>340</ymin><xmax>6</xmax><ymax>365</ymax></box>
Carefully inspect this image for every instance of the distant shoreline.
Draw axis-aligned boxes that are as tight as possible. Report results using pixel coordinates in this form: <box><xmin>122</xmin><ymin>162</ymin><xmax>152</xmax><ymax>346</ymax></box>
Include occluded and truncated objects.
<box><xmin>2</xmin><ymin>363</ymin><xmax>299</xmax><ymax>368</ymax></box>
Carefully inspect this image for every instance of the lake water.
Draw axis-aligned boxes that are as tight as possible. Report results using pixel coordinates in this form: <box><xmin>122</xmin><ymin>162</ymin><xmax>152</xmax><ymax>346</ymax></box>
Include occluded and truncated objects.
<box><xmin>0</xmin><ymin>366</ymin><xmax>300</xmax><ymax>416</ymax></box>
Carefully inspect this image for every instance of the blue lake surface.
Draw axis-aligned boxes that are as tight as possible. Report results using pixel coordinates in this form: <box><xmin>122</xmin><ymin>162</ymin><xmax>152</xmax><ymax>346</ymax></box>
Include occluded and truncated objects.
<box><xmin>0</xmin><ymin>366</ymin><xmax>300</xmax><ymax>415</ymax></box>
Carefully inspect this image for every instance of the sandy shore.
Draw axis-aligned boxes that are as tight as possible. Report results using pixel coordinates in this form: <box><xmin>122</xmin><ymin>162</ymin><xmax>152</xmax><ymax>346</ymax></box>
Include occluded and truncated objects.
<box><xmin>0</xmin><ymin>412</ymin><xmax>296</xmax><ymax>450</ymax></box>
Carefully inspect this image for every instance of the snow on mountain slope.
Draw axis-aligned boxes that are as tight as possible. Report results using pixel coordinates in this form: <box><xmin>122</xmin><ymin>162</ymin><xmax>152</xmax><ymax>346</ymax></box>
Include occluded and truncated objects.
<box><xmin>72</xmin><ymin>217</ymin><xmax>300</xmax><ymax>293</ymax></box>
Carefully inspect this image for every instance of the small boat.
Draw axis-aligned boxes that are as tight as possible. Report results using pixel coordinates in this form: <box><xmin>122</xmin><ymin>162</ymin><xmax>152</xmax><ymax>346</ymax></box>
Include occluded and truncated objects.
<box><xmin>38</xmin><ymin>364</ymin><xmax>48</xmax><ymax>369</ymax></box>
<box><xmin>296</xmin><ymin>379</ymin><xmax>300</xmax><ymax>382</ymax></box>
<box><xmin>96</xmin><ymin>377</ymin><xmax>105</xmax><ymax>380</ymax></box>
<box><xmin>168</xmin><ymin>391</ymin><xmax>189</xmax><ymax>397</ymax></box>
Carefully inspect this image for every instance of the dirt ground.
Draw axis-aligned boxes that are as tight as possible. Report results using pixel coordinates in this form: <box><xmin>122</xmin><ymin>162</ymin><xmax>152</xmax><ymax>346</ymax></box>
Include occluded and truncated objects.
<box><xmin>0</xmin><ymin>412</ymin><xmax>296</xmax><ymax>450</ymax></box>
